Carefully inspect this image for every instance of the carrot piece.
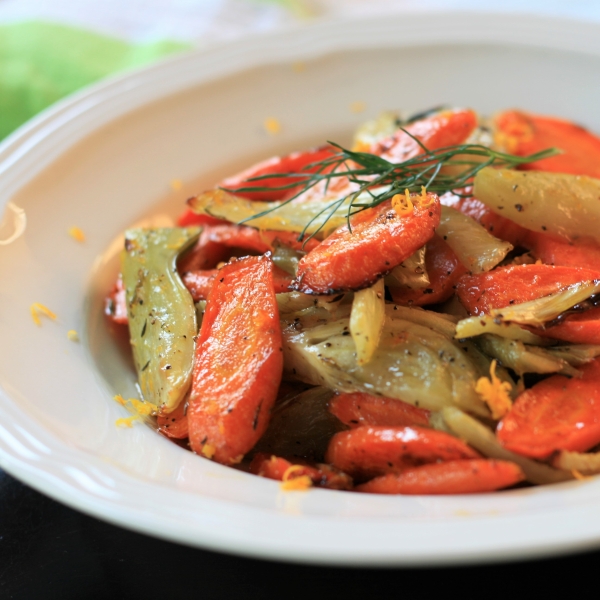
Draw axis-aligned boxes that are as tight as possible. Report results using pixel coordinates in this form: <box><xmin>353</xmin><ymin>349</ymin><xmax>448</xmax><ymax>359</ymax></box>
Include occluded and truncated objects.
<box><xmin>249</xmin><ymin>453</ymin><xmax>352</xmax><ymax>490</ymax></box>
<box><xmin>524</xmin><ymin>231</ymin><xmax>600</xmax><ymax>271</ymax></box>
<box><xmin>497</xmin><ymin>358</ymin><xmax>600</xmax><ymax>459</ymax></box>
<box><xmin>182</xmin><ymin>264</ymin><xmax>292</xmax><ymax>301</ymax></box>
<box><xmin>325</xmin><ymin>425</ymin><xmax>480</xmax><ymax>481</ymax></box>
<box><xmin>104</xmin><ymin>274</ymin><xmax>128</xmax><ymax>325</ymax></box>
<box><xmin>178</xmin><ymin>224</ymin><xmax>319</xmax><ymax>273</ymax></box>
<box><xmin>441</xmin><ymin>192</ymin><xmax>530</xmax><ymax>247</ymax></box>
<box><xmin>456</xmin><ymin>264</ymin><xmax>600</xmax><ymax>316</ymax></box>
<box><xmin>369</xmin><ymin>108</ymin><xmax>478</xmax><ymax>163</ymax></box>
<box><xmin>494</xmin><ymin>110</ymin><xmax>600</xmax><ymax>177</ymax></box>
<box><xmin>177</xmin><ymin>211</ymin><xmax>227</xmax><ymax>228</ymax></box>
<box><xmin>293</xmin><ymin>192</ymin><xmax>441</xmax><ymax>294</ymax></box>
<box><xmin>187</xmin><ymin>255</ymin><xmax>283</xmax><ymax>465</ymax></box>
<box><xmin>356</xmin><ymin>459</ymin><xmax>525</xmax><ymax>495</ymax></box>
<box><xmin>389</xmin><ymin>234</ymin><xmax>467</xmax><ymax>306</ymax></box>
<box><xmin>157</xmin><ymin>399</ymin><xmax>189</xmax><ymax>440</ymax></box>
<box><xmin>220</xmin><ymin>145</ymin><xmax>336</xmax><ymax>201</ymax></box>
<box><xmin>329</xmin><ymin>392</ymin><xmax>430</xmax><ymax>429</ymax></box>
<box><xmin>178</xmin><ymin>224</ymin><xmax>272</xmax><ymax>272</ymax></box>
<box><xmin>536</xmin><ymin>307</ymin><xmax>600</xmax><ymax>345</ymax></box>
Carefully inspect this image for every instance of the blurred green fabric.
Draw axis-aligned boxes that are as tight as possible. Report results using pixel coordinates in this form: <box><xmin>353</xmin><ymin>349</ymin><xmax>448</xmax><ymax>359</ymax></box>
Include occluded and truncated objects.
<box><xmin>0</xmin><ymin>21</ymin><xmax>190</xmax><ymax>140</ymax></box>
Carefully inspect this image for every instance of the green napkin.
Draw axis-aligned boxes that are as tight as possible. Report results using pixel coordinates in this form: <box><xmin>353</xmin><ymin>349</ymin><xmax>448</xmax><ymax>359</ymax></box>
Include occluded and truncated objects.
<box><xmin>0</xmin><ymin>21</ymin><xmax>190</xmax><ymax>140</ymax></box>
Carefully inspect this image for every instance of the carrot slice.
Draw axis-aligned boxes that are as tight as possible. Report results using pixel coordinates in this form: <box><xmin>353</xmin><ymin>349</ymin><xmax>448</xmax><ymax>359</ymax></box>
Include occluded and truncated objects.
<box><xmin>329</xmin><ymin>392</ymin><xmax>430</xmax><ymax>428</ymax></box>
<box><xmin>325</xmin><ymin>425</ymin><xmax>480</xmax><ymax>481</ymax></box>
<box><xmin>442</xmin><ymin>192</ymin><xmax>530</xmax><ymax>247</ymax></box>
<box><xmin>356</xmin><ymin>459</ymin><xmax>525</xmax><ymax>495</ymax></box>
<box><xmin>389</xmin><ymin>234</ymin><xmax>467</xmax><ymax>306</ymax></box>
<box><xmin>157</xmin><ymin>398</ymin><xmax>188</xmax><ymax>440</ymax></box>
<box><xmin>177</xmin><ymin>211</ymin><xmax>227</xmax><ymax>228</ymax></box>
<box><xmin>369</xmin><ymin>108</ymin><xmax>478</xmax><ymax>163</ymax></box>
<box><xmin>293</xmin><ymin>192</ymin><xmax>441</xmax><ymax>294</ymax></box>
<box><xmin>249</xmin><ymin>453</ymin><xmax>352</xmax><ymax>490</ymax></box>
<box><xmin>536</xmin><ymin>307</ymin><xmax>600</xmax><ymax>345</ymax></box>
<box><xmin>456</xmin><ymin>264</ymin><xmax>600</xmax><ymax>316</ymax></box>
<box><xmin>220</xmin><ymin>145</ymin><xmax>337</xmax><ymax>201</ymax></box>
<box><xmin>178</xmin><ymin>224</ymin><xmax>319</xmax><ymax>273</ymax></box>
<box><xmin>494</xmin><ymin>110</ymin><xmax>600</xmax><ymax>177</ymax></box>
<box><xmin>182</xmin><ymin>264</ymin><xmax>292</xmax><ymax>301</ymax></box>
<box><xmin>187</xmin><ymin>255</ymin><xmax>283</xmax><ymax>465</ymax></box>
<box><xmin>524</xmin><ymin>231</ymin><xmax>600</xmax><ymax>271</ymax></box>
<box><xmin>497</xmin><ymin>358</ymin><xmax>600</xmax><ymax>459</ymax></box>
<box><xmin>104</xmin><ymin>274</ymin><xmax>128</xmax><ymax>325</ymax></box>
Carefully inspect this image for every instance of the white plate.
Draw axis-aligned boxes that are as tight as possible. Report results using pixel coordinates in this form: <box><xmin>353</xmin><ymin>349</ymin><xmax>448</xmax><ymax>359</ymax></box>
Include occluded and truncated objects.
<box><xmin>3</xmin><ymin>11</ymin><xmax>600</xmax><ymax>566</ymax></box>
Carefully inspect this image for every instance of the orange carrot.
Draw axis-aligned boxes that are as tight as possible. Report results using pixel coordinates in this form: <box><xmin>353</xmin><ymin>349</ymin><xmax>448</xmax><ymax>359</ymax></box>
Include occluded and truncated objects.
<box><xmin>536</xmin><ymin>307</ymin><xmax>600</xmax><ymax>345</ymax></box>
<box><xmin>329</xmin><ymin>392</ymin><xmax>430</xmax><ymax>429</ymax></box>
<box><xmin>249</xmin><ymin>453</ymin><xmax>352</xmax><ymax>490</ymax></box>
<box><xmin>187</xmin><ymin>255</ymin><xmax>283</xmax><ymax>465</ymax></box>
<box><xmin>178</xmin><ymin>224</ymin><xmax>319</xmax><ymax>273</ymax></box>
<box><xmin>497</xmin><ymin>358</ymin><xmax>600</xmax><ymax>459</ymax></box>
<box><xmin>220</xmin><ymin>145</ymin><xmax>337</xmax><ymax>201</ymax></box>
<box><xmin>293</xmin><ymin>192</ymin><xmax>441</xmax><ymax>294</ymax></box>
<box><xmin>183</xmin><ymin>264</ymin><xmax>292</xmax><ymax>301</ymax></box>
<box><xmin>325</xmin><ymin>426</ymin><xmax>480</xmax><ymax>481</ymax></box>
<box><xmin>356</xmin><ymin>459</ymin><xmax>524</xmax><ymax>495</ymax></box>
<box><xmin>456</xmin><ymin>264</ymin><xmax>600</xmax><ymax>316</ymax></box>
<box><xmin>524</xmin><ymin>231</ymin><xmax>600</xmax><ymax>271</ymax></box>
<box><xmin>104</xmin><ymin>274</ymin><xmax>128</xmax><ymax>325</ymax></box>
<box><xmin>177</xmin><ymin>211</ymin><xmax>227</xmax><ymax>228</ymax></box>
<box><xmin>494</xmin><ymin>110</ymin><xmax>600</xmax><ymax>177</ymax></box>
<box><xmin>157</xmin><ymin>399</ymin><xmax>189</xmax><ymax>440</ymax></box>
<box><xmin>369</xmin><ymin>108</ymin><xmax>478</xmax><ymax>163</ymax></box>
<box><xmin>389</xmin><ymin>234</ymin><xmax>466</xmax><ymax>306</ymax></box>
<box><xmin>442</xmin><ymin>191</ymin><xmax>530</xmax><ymax>247</ymax></box>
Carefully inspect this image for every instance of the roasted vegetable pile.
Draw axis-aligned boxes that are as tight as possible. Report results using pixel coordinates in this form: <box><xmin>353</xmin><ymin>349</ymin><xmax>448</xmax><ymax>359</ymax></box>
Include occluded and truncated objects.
<box><xmin>106</xmin><ymin>107</ymin><xmax>600</xmax><ymax>494</ymax></box>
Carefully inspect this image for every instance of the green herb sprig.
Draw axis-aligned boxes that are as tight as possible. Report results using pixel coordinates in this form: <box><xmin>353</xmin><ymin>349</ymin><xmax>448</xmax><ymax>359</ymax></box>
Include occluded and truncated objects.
<box><xmin>222</xmin><ymin>131</ymin><xmax>559</xmax><ymax>242</ymax></box>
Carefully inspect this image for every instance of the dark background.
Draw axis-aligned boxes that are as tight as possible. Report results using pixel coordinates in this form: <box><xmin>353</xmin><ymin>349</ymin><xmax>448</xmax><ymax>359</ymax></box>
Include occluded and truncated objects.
<box><xmin>0</xmin><ymin>468</ymin><xmax>597</xmax><ymax>600</ymax></box>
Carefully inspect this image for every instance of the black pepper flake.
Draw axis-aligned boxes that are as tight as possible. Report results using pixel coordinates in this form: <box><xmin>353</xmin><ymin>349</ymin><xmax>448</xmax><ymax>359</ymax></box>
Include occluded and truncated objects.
<box><xmin>165</xmin><ymin>364</ymin><xmax>171</xmax><ymax>370</ymax></box>
<box><xmin>141</xmin><ymin>360</ymin><xmax>150</xmax><ymax>371</ymax></box>
<box><xmin>423</xmin><ymin>288</ymin><xmax>433</xmax><ymax>294</ymax></box>
<box><xmin>342</xmin><ymin>331</ymin><xmax>350</xmax><ymax>336</ymax></box>
<box><xmin>512</xmin><ymin>184</ymin><xmax>519</xmax><ymax>192</ymax></box>
<box><xmin>141</xmin><ymin>320</ymin><xmax>147</xmax><ymax>337</ymax></box>
<box><xmin>541</xmin><ymin>225</ymin><xmax>547</xmax><ymax>231</ymax></box>
<box><xmin>514</xmin><ymin>204</ymin><xmax>523</xmax><ymax>212</ymax></box>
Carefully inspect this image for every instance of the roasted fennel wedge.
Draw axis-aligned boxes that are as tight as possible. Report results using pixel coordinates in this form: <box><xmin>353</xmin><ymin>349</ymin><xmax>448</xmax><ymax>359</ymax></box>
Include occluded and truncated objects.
<box><xmin>122</xmin><ymin>227</ymin><xmax>200</xmax><ymax>413</ymax></box>
<box><xmin>282</xmin><ymin>306</ymin><xmax>496</xmax><ymax>416</ymax></box>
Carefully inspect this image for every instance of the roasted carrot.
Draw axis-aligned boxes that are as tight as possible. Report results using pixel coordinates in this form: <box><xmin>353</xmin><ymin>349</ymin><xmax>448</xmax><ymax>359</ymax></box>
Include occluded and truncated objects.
<box><xmin>104</xmin><ymin>274</ymin><xmax>128</xmax><ymax>325</ymax></box>
<box><xmin>456</xmin><ymin>264</ymin><xmax>600</xmax><ymax>316</ymax></box>
<box><xmin>157</xmin><ymin>398</ymin><xmax>188</xmax><ymax>440</ymax></box>
<box><xmin>356</xmin><ymin>459</ymin><xmax>525</xmax><ymax>495</ymax></box>
<box><xmin>524</xmin><ymin>231</ymin><xmax>600</xmax><ymax>271</ymax></box>
<box><xmin>536</xmin><ymin>307</ymin><xmax>600</xmax><ymax>345</ymax></box>
<box><xmin>329</xmin><ymin>392</ymin><xmax>430</xmax><ymax>429</ymax></box>
<box><xmin>249</xmin><ymin>453</ymin><xmax>352</xmax><ymax>490</ymax></box>
<box><xmin>220</xmin><ymin>145</ymin><xmax>337</xmax><ymax>201</ymax></box>
<box><xmin>325</xmin><ymin>426</ymin><xmax>480</xmax><ymax>481</ymax></box>
<box><xmin>177</xmin><ymin>211</ymin><xmax>227</xmax><ymax>228</ymax></box>
<box><xmin>187</xmin><ymin>255</ymin><xmax>283</xmax><ymax>465</ymax></box>
<box><xmin>389</xmin><ymin>234</ymin><xmax>466</xmax><ymax>306</ymax></box>
<box><xmin>497</xmin><ymin>358</ymin><xmax>600</xmax><ymax>459</ymax></box>
<box><xmin>293</xmin><ymin>192</ymin><xmax>441</xmax><ymax>294</ymax></box>
<box><xmin>182</xmin><ymin>264</ymin><xmax>293</xmax><ymax>301</ymax></box>
<box><xmin>178</xmin><ymin>224</ymin><xmax>319</xmax><ymax>273</ymax></box>
<box><xmin>368</xmin><ymin>108</ymin><xmax>478</xmax><ymax>163</ymax></box>
<box><xmin>442</xmin><ymin>191</ymin><xmax>530</xmax><ymax>247</ymax></box>
<box><xmin>494</xmin><ymin>110</ymin><xmax>600</xmax><ymax>177</ymax></box>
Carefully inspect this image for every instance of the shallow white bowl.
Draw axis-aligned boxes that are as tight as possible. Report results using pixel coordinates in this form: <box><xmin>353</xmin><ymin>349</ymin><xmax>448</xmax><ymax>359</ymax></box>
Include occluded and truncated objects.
<box><xmin>2</xmin><ymin>12</ymin><xmax>600</xmax><ymax>566</ymax></box>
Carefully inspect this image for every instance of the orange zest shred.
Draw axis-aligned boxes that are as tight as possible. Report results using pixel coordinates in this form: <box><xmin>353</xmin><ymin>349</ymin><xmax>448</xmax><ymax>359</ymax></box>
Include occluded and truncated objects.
<box><xmin>201</xmin><ymin>444</ymin><xmax>216</xmax><ymax>459</ymax></box>
<box><xmin>475</xmin><ymin>359</ymin><xmax>513</xmax><ymax>419</ymax></box>
<box><xmin>170</xmin><ymin>179</ymin><xmax>183</xmax><ymax>191</ymax></box>
<box><xmin>67</xmin><ymin>330</ymin><xmax>79</xmax><ymax>342</ymax></box>
<box><xmin>572</xmin><ymin>469</ymin><xmax>591</xmax><ymax>481</ymax></box>
<box><xmin>116</xmin><ymin>416</ymin><xmax>138</xmax><ymax>428</ymax></box>
<box><xmin>68</xmin><ymin>226</ymin><xmax>86</xmax><ymax>242</ymax></box>
<box><xmin>113</xmin><ymin>394</ymin><xmax>155</xmax><ymax>427</ymax></box>
<box><xmin>392</xmin><ymin>187</ymin><xmax>435</xmax><ymax>217</ymax></box>
<box><xmin>30</xmin><ymin>303</ymin><xmax>57</xmax><ymax>326</ymax></box>
<box><xmin>263</xmin><ymin>117</ymin><xmax>282</xmax><ymax>135</ymax></box>
<box><xmin>280</xmin><ymin>464</ymin><xmax>313</xmax><ymax>491</ymax></box>
<box><xmin>350</xmin><ymin>101</ymin><xmax>366</xmax><ymax>114</ymax></box>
